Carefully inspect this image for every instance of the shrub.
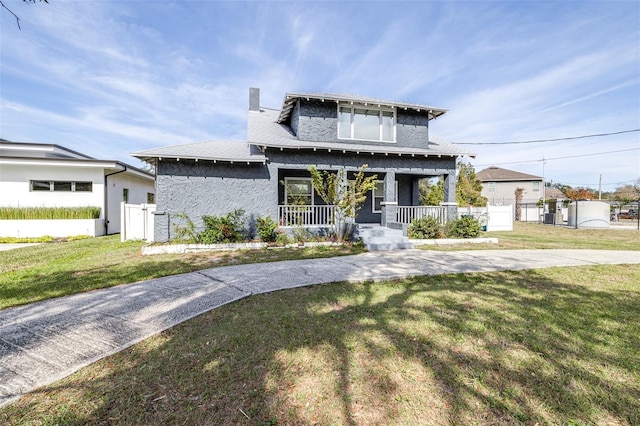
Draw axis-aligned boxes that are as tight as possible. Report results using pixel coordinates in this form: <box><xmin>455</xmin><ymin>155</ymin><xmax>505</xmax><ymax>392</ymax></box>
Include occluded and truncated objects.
<box><xmin>256</xmin><ymin>216</ymin><xmax>278</xmax><ymax>242</ymax></box>
<box><xmin>446</xmin><ymin>216</ymin><xmax>482</xmax><ymax>238</ymax></box>
<box><xmin>408</xmin><ymin>216</ymin><xmax>444</xmax><ymax>239</ymax></box>
<box><xmin>172</xmin><ymin>213</ymin><xmax>200</xmax><ymax>243</ymax></box>
<box><xmin>200</xmin><ymin>209</ymin><xmax>247</xmax><ymax>244</ymax></box>
<box><xmin>275</xmin><ymin>232</ymin><xmax>290</xmax><ymax>246</ymax></box>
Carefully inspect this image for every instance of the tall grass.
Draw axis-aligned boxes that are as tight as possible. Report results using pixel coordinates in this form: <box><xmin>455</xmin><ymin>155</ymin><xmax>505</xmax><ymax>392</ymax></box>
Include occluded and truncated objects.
<box><xmin>0</xmin><ymin>206</ymin><xmax>101</xmax><ymax>220</ymax></box>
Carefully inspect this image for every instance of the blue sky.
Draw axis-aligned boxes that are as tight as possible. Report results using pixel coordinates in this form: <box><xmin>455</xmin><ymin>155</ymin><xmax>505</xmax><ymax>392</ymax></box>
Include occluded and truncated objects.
<box><xmin>1</xmin><ymin>0</ymin><xmax>639</xmax><ymax>191</ymax></box>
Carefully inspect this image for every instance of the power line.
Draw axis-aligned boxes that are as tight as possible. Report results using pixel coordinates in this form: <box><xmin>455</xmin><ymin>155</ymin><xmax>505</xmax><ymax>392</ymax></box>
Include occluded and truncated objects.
<box><xmin>473</xmin><ymin>147</ymin><xmax>640</xmax><ymax>167</ymax></box>
<box><xmin>455</xmin><ymin>129</ymin><xmax>640</xmax><ymax>145</ymax></box>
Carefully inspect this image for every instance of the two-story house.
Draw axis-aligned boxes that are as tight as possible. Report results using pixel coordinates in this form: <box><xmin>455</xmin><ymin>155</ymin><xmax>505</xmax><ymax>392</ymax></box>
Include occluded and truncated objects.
<box><xmin>132</xmin><ymin>89</ymin><xmax>473</xmax><ymax>242</ymax></box>
<box><xmin>476</xmin><ymin>166</ymin><xmax>544</xmax><ymax>206</ymax></box>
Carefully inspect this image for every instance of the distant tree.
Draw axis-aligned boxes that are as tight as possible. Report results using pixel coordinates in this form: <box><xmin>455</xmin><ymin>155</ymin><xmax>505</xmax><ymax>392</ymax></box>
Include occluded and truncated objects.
<box><xmin>456</xmin><ymin>161</ymin><xmax>487</xmax><ymax>207</ymax></box>
<box><xmin>418</xmin><ymin>177</ymin><xmax>444</xmax><ymax>206</ymax></box>
<box><xmin>551</xmin><ymin>182</ymin><xmax>573</xmax><ymax>194</ymax></box>
<box><xmin>612</xmin><ymin>184</ymin><xmax>640</xmax><ymax>208</ymax></box>
<box><xmin>565</xmin><ymin>187</ymin><xmax>597</xmax><ymax>201</ymax></box>
<box><xmin>1</xmin><ymin>0</ymin><xmax>47</xmax><ymax>29</ymax></box>
<box><xmin>514</xmin><ymin>187</ymin><xmax>524</xmax><ymax>221</ymax></box>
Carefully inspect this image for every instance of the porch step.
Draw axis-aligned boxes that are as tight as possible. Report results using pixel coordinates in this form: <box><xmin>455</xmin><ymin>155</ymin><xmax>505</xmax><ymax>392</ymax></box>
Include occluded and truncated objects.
<box><xmin>356</xmin><ymin>224</ymin><xmax>414</xmax><ymax>251</ymax></box>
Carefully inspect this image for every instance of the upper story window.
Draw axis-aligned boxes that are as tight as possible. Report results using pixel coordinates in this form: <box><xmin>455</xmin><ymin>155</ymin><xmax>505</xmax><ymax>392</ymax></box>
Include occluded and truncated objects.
<box><xmin>338</xmin><ymin>104</ymin><xmax>395</xmax><ymax>142</ymax></box>
<box><xmin>488</xmin><ymin>182</ymin><xmax>496</xmax><ymax>192</ymax></box>
<box><xmin>532</xmin><ymin>181</ymin><xmax>540</xmax><ymax>192</ymax></box>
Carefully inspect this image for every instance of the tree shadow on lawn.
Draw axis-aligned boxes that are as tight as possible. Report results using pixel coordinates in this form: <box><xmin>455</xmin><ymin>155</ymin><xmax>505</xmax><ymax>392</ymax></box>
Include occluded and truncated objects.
<box><xmin>2</xmin><ymin>266</ymin><xmax>639</xmax><ymax>425</ymax></box>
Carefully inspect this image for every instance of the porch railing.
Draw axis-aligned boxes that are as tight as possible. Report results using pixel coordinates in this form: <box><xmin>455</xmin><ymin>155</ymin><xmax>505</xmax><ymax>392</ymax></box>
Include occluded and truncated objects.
<box><xmin>396</xmin><ymin>206</ymin><xmax>447</xmax><ymax>225</ymax></box>
<box><xmin>278</xmin><ymin>205</ymin><xmax>336</xmax><ymax>226</ymax></box>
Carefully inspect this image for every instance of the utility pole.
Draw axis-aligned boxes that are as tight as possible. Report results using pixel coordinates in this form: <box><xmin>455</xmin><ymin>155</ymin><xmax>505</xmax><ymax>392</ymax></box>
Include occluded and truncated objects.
<box><xmin>598</xmin><ymin>174</ymin><xmax>602</xmax><ymax>200</ymax></box>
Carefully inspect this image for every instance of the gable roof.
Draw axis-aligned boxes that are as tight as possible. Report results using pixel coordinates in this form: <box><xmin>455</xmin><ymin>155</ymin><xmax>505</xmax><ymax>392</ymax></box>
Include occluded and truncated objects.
<box><xmin>476</xmin><ymin>166</ymin><xmax>542</xmax><ymax>182</ymax></box>
<box><xmin>132</xmin><ymin>140</ymin><xmax>266</xmax><ymax>163</ymax></box>
<box><xmin>277</xmin><ymin>92</ymin><xmax>448</xmax><ymax>124</ymax></box>
<box><xmin>544</xmin><ymin>187</ymin><xmax>566</xmax><ymax>199</ymax></box>
<box><xmin>249</xmin><ymin>107</ymin><xmax>473</xmax><ymax>158</ymax></box>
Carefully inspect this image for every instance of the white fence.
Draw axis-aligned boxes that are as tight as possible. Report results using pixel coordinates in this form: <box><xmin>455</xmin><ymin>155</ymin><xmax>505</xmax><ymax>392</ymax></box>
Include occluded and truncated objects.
<box><xmin>121</xmin><ymin>203</ymin><xmax>156</xmax><ymax>242</ymax></box>
<box><xmin>457</xmin><ymin>205</ymin><xmax>513</xmax><ymax>231</ymax></box>
<box><xmin>396</xmin><ymin>206</ymin><xmax>447</xmax><ymax>225</ymax></box>
<box><xmin>278</xmin><ymin>205</ymin><xmax>336</xmax><ymax>227</ymax></box>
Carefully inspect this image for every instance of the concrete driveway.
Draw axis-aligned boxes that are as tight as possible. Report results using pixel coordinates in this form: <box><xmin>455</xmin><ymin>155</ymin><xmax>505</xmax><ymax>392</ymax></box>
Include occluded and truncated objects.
<box><xmin>1</xmin><ymin>248</ymin><xmax>639</xmax><ymax>407</ymax></box>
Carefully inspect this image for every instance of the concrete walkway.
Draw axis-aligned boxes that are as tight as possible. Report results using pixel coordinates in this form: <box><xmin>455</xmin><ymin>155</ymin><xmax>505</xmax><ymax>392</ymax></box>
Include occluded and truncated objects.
<box><xmin>1</xmin><ymin>249</ymin><xmax>639</xmax><ymax>407</ymax></box>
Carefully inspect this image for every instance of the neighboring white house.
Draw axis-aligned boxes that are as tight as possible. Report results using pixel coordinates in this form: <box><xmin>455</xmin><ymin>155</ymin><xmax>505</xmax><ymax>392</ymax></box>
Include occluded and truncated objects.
<box><xmin>0</xmin><ymin>140</ymin><xmax>155</xmax><ymax>235</ymax></box>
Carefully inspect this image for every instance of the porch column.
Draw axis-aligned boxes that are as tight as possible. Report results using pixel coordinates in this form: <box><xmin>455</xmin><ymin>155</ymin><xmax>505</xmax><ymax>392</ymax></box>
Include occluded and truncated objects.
<box><xmin>442</xmin><ymin>171</ymin><xmax>458</xmax><ymax>221</ymax></box>
<box><xmin>381</xmin><ymin>170</ymin><xmax>397</xmax><ymax>226</ymax></box>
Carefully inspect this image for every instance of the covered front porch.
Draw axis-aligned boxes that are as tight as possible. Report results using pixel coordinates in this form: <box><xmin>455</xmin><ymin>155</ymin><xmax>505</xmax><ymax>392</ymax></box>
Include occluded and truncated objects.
<box><xmin>276</xmin><ymin>167</ymin><xmax>456</xmax><ymax>229</ymax></box>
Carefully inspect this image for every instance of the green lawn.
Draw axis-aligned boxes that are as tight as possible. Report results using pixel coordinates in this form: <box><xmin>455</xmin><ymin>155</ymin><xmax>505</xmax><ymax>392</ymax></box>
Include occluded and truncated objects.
<box><xmin>1</xmin><ymin>224</ymin><xmax>639</xmax><ymax>424</ymax></box>
<box><xmin>2</xmin><ymin>265</ymin><xmax>638</xmax><ymax>425</ymax></box>
<box><xmin>420</xmin><ymin>221</ymin><xmax>640</xmax><ymax>251</ymax></box>
<box><xmin>0</xmin><ymin>235</ymin><xmax>365</xmax><ymax>310</ymax></box>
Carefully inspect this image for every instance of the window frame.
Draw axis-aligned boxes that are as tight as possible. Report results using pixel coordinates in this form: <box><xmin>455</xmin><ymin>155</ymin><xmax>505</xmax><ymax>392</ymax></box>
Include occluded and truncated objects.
<box><xmin>372</xmin><ymin>180</ymin><xmax>398</xmax><ymax>213</ymax></box>
<box><xmin>284</xmin><ymin>177</ymin><xmax>314</xmax><ymax>206</ymax></box>
<box><xmin>338</xmin><ymin>103</ymin><xmax>396</xmax><ymax>143</ymax></box>
<box><xmin>487</xmin><ymin>182</ymin><xmax>496</xmax><ymax>193</ymax></box>
<box><xmin>532</xmin><ymin>181</ymin><xmax>540</xmax><ymax>192</ymax></box>
<box><xmin>30</xmin><ymin>180</ymin><xmax>93</xmax><ymax>192</ymax></box>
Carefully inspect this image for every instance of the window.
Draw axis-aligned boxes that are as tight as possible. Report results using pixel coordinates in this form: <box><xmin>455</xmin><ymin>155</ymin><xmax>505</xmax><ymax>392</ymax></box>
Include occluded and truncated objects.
<box><xmin>31</xmin><ymin>180</ymin><xmax>51</xmax><ymax>191</ymax></box>
<box><xmin>30</xmin><ymin>180</ymin><xmax>93</xmax><ymax>192</ymax></box>
<box><xmin>532</xmin><ymin>181</ymin><xmax>540</xmax><ymax>192</ymax></box>
<box><xmin>147</xmin><ymin>192</ymin><xmax>155</xmax><ymax>203</ymax></box>
<box><xmin>372</xmin><ymin>181</ymin><xmax>385</xmax><ymax>213</ymax></box>
<box><xmin>54</xmin><ymin>181</ymin><xmax>72</xmax><ymax>192</ymax></box>
<box><xmin>285</xmin><ymin>178</ymin><xmax>313</xmax><ymax>205</ymax></box>
<box><xmin>75</xmin><ymin>182</ymin><xmax>93</xmax><ymax>192</ymax></box>
<box><xmin>338</xmin><ymin>104</ymin><xmax>396</xmax><ymax>142</ymax></box>
<box><xmin>488</xmin><ymin>182</ymin><xmax>496</xmax><ymax>192</ymax></box>
<box><xmin>123</xmin><ymin>188</ymin><xmax>129</xmax><ymax>203</ymax></box>
<box><xmin>371</xmin><ymin>180</ymin><xmax>398</xmax><ymax>213</ymax></box>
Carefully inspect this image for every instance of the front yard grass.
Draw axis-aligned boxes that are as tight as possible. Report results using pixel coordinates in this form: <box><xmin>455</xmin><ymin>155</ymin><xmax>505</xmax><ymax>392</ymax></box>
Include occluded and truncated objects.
<box><xmin>0</xmin><ymin>235</ymin><xmax>365</xmax><ymax>310</ymax></box>
<box><xmin>419</xmin><ymin>221</ymin><xmax>640</xmax><ymax>251</ymax></box>
<box><xmin>2</xmin><ymin>265</ymin><xmax>638</xmax><ymax>425</ymax></box>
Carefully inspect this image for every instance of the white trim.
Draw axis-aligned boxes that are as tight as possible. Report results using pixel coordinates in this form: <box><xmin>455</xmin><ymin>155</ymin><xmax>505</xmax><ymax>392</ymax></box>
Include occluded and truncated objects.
<box><xmin>284</xmin><ymin>177</ymin><xmax>314</xmax><ymax>206</ymax></box>
<box><xmin>372</xmin><ymin>180</ymin><xmax>398</xmax><ymax>213</ymax></box>
<box><xmin>337</xmin><ymin>102</ymin><xmax>396</xmax><ymax>143</ymax></box>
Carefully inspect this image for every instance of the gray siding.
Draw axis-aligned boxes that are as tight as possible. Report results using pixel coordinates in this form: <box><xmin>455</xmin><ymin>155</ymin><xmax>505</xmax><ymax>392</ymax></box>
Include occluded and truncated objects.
<box><xmin>294</xmin><ymin>101</ymin><xmax>337</xmax><ymax>142</ymax></box>
<box><xmin>293</xmin><ymin>100</ymin><xmax>431</xmax><ymax>148</ymax></box>
<box><xmin>396</xmin><ymin>110</ymin><xmax>430</xmax><ymax>149</ymax></box>
<box><xmin>154</xmin><ymin>160</ymin><xmax>275</xmax><ymax>242</ymax></box>
<box><xmin>153</xmin><ymin>150</ymin><xmax>457</xmax><ymax>241</ymax></box>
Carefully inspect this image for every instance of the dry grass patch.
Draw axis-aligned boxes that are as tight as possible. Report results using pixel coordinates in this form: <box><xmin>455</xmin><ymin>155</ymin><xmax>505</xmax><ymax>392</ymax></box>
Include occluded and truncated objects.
<box><xmin>2</xmin><ymin>264</ymin><xmax>639</xmax><ymax>425</ymax></box>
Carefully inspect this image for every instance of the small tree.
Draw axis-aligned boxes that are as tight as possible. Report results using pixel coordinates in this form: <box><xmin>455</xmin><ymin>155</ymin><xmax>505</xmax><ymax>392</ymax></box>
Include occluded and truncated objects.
<box><xmin>565</xmin><ymin>187</ymin><xmax>596</xmax><ymax>201</ymax></box>
<box><xmin>514</xmin><ymin>187</ymin><xmax>524</xmax><ymax>221</ymax></box>
<box><xmin>419</xmin><ymin>177</ymin><xmax>444</xmax><ymax>205</ymax></box>
<box><xmin>308</xmin><ymin>164</ymin><xmax>377</xmax><ymax>240</ymax></box>
<box><xmin>456</xmin><ymin>161</ymin><xmax>487</xmax><ymax>207</ymax></box>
